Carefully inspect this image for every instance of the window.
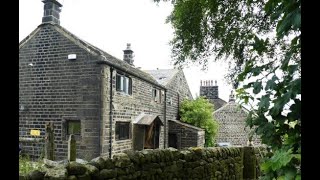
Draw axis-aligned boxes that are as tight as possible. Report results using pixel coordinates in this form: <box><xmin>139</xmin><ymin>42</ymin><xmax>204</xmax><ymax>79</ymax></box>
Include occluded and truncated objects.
<box><xmin>115</xmin><ymin>122</ymin><xmax>131</xmax><ymax>140</ymax></box>
<box><xmin>152</xmin><ymin>88</ymin><xmax>161</xmax><ymax>103</ymax></box>
<box><xmin>116</xmin><ymin>73</ymin><xmax>132</xmax><ymax>95</ymax></box>
<box><xmin>66</xmin><ymin>120</ymin><xmax>81</xmax><ymax>136</ymax></box>
<box><xmin>62</xmin><ymin>118</ymin><xmax>82</xmax><ymax>140</ymax></box>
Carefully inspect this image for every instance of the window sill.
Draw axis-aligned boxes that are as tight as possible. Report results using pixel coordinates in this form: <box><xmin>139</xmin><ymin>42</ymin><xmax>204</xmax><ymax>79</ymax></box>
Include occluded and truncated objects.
<box><xmin>116</xmin><ymin>91</ymin><xmax>132</xmax><ymax>96</ymax></box>
<box><xmin>115</xmin><ymin>138</ymin><xmax>131</xmax><ymax>142</ymax></box>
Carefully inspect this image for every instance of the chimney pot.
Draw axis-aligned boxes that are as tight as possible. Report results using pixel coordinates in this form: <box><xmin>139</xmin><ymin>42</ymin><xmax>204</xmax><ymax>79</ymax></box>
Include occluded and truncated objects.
<box><xmin>42</xmin><ymin>0</ymin><xmax>62</xmax><ymax>25</ymax></box>
<box><xmin>123</xmin><ymin>43</ymin><xmax>134</xmax><ymax>66</ymax></box>
<box><xmin>229</xmin><ymin>90</ymin><xmax>235</xmax><ymax>102</ymax></box>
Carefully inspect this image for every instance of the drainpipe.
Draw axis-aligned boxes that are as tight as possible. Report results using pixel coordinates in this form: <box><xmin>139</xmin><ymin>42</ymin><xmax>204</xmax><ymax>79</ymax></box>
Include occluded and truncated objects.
<box><xmin>164</xmin><ymin>89</ymin><xmax>167</xmax><ymax>149</ymax></box>
<box><xmin>109</xmin><ymin>67</ymin><xmax>114</xmax><ymax>158</ymax></box>
<box><xmin>98</xmin><ymin>67</ymin><xmax>103</xmax><ymax>156</ymax></box>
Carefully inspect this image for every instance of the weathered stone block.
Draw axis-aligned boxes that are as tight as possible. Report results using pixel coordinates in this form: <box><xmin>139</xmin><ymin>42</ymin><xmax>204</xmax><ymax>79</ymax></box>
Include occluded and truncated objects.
<box><xmin>99</xmin><ymin>169</ymin><xmax>117</xmax><ymax>179</ymax></box>
<box><xmin>67</xmin><ymin>161</ymin><xmax>87</xmax><ymax>175</ymax></box>
<box><xmin>28</xmin><ymin>170</ymin><xmax>45</xmax><ymax>180</ymax></box>
<box><xmin>44</xmin><ymin>167</ymin><xmax>68</xmax><ymax>180</ymax></box>
<box><xmin>89</xmin><ymin>157</ymin><xmax>105</xmax><ymax>170</ymax></box>
<box><xmin>84</xmin><ymin>164</ymin><xmax>99</xmax><ymax>178</ymax></box>
<box><xmin>113</xmin><ymin>153</ymin><xmax>132</xmax><ymax>168</ymax></box>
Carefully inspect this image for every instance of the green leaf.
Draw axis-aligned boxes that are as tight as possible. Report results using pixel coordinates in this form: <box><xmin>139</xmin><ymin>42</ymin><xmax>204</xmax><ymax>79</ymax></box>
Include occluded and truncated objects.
<box><xmin>284</xmin><ymin>168</ymin><xmax>296</xmax><ymax>180</ymax></box>
<box><xmin>290</xmin><ymin>78</ymin><xmax>301</xmax><ymax>97</ymax></box>
<box><xmin>288</xmin><ymin>65</ymin><xmax>298</xmax><ymax>74</ymax></box>
<box><xmin>270</xmin><ymin>92</ymin><xmax>291</xmax><ymax>116</ymax></box>
<box><xmin>258</xmin><ymin>95</ymin><xmax>270</xmax><ymax>111</ymax></box>
<box><xmin>292</xmin><ymin>10</ymin><xmax>301</xmax><ymax>30</ymax></box>
<box><xmin>268</xmin><ymin>148</ymin><xmax>294</xmax><ymax>171</ymax></box>
<box><xmin>252</xmin><ymin>66</ymin><xmax>263</xmax><ymax>76</ymax></box>
<box><xmin>265</xmin><ymin>75</ymin><xmax>278</xmax><ymax>90</ymax></box>
<box><xmin>253</xmin><ymin>81</ymin><xmax>262</xmax><ymax>94</ymax></box>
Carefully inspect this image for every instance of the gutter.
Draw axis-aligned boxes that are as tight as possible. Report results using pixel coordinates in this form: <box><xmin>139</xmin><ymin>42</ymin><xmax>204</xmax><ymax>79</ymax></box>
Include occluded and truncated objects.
<box><xmin>109</xmin><ymin>67</ymin><xmax>114</xmax><ymax>158</ymax></box>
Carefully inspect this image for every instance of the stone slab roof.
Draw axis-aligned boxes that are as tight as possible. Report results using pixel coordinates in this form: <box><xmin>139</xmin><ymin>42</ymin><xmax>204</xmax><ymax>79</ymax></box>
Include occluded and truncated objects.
<box><xmin>169</xmin><ymin>119</ymin><xmax>204</xmax><ymax>131</ymax></box>
<box><xmin>144</xmin><ymin>69</ymin><xmax>179</xmax><ymax>86</ymax></box>
<box><xmin>134</xmin><ymin>114</ymin><xmax>163</xmax><ymax>126</ymax></box>
<box><xmin>213</xmin><ymin>101</ymin><xmax>247</xmax><ymax>115</ymax></box>
<box><xmin>19</xmin><ymin>23</ymin><xmax>164</xmax><ymax>89</ymax></box>
<box><xmin>210</xmin><ymin>98</ymin><xmax>227</xmax><ymax>111</ymax></box>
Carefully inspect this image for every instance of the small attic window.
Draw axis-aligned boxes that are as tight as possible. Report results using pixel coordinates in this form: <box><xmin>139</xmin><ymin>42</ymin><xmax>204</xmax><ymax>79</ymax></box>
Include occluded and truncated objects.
<box><xmin>159</xmin><ymin>77</ymin><xmax>166</xmax><ymax>80</ymax></box>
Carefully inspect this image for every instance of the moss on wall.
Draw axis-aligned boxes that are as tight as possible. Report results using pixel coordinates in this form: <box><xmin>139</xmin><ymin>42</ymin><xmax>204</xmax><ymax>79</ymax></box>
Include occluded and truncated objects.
<box><xmin>21</xmin><ymin>146</ymin><xmax>262</xmax><ymax>179</ymax></box>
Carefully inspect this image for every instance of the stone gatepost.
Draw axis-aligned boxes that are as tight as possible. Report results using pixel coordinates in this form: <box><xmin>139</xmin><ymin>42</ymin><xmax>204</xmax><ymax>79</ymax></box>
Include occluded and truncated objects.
<box><xmin>243</xmin><ymin>146</ymin><xmax>257</xmax><ymax>179</ymax></box>
<box><xmin>45</xmin><ymin>122</ymin><xmax>55</xmax><ymax>160</ymax></box>
<box><xmin>68</xmin><ymin>134</ymin><xmax>76</xmax><ymax>161</ymax></box>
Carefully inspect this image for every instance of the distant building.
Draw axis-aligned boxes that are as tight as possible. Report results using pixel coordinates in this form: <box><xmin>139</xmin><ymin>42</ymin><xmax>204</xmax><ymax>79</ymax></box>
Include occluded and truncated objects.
<box><xmin>199</xmin><ymin>81</ymin><xmax>261</xmax><ymax>146</ymax></box>
<box><xmin>200</xmin><ymin>80</ymin><xmax>227</xmax><ymax>110</ymax></box>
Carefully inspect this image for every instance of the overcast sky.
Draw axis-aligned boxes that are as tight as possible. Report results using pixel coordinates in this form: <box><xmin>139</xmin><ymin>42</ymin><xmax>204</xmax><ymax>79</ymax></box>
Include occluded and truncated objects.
<box><xmin>19</xmin><ymin>0</ymin><xmax>233</xmax><ymax>102</ymax></box>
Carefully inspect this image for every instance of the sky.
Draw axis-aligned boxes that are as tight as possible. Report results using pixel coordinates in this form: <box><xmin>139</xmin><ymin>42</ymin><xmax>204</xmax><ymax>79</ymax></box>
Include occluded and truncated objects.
<box><xmin>19</xmin><ymin>0</ymin><xmax>233</xmax><ymax>102</ymax></box>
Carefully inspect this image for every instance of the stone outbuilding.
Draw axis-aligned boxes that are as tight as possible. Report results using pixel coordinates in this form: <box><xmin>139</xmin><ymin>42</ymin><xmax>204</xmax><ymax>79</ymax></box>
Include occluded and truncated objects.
<box><xmin>145</xmin><ymin>69</ymin><xmax>205</xmax><ymax>149</ymax></box>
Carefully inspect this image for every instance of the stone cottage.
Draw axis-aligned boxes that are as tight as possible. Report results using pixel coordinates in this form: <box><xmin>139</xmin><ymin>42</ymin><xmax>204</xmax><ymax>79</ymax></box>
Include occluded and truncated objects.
<box><xmin>200</xmin><ymin>81</ymin><xmax>260</xmax><ymax>146</ymax></box>
<box><xmin>19</xmin><ymin>0</ymin><xmax>202</xmax><ymax>160</ymax></box>
<box><xmin>145</xmin><ymin>69</ymin><xmax>205</xmax><ymax>149</ymax></box>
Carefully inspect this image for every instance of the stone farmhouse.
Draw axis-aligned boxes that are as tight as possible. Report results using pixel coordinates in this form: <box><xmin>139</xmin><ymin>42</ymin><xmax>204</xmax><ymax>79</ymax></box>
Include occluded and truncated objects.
<box><xmin>200</xmin><ymin>80</ymin><xmax>260</xmax><ymax>146</ymax></box>
<box><xmin>145</xmin><ymin>69</ymin><xmax>205</xmax><ymax>150</ymax></box>
<box><xmin>19</xmin><ymin>0</ymin><xmax>203</xmax><ymax>160</ymax></box>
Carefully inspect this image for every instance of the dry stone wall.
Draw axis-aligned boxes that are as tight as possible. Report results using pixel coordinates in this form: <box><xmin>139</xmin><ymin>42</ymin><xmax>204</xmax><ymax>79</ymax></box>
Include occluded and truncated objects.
<box><xmin>20</xmin><ymin>147</ymin><xmax>263</xmax><ymax>180</ymax></box>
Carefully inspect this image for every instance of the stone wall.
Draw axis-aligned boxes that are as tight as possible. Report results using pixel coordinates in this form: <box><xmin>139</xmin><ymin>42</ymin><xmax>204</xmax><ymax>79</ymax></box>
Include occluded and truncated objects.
<box><xmin>19</xmin><ymin>23</ymin><xmax>167</xmax><ymax>160</ymax></box>
<box><xmin>168</xmin><ymin>120</ymin><xmax>205</xmax><ymax>149</ymax></box>
<box><xmin>20</xmin><ymin>147</ymin><xmax>263</xmax><ymax>180</ymax></box>
<box><xmin>19</xmin><ymin>24</ymin><xmax>102</xmax><ymax>160</ymax></box>
<box><xmin>165</xmin><ymin>69</ymin><xmax>193</xmax><ymax>148</ymax></box>
<box><xmin>101</xmin><ymin>66</ymin><xmax>166</xmax><ymax>157</ymax></box>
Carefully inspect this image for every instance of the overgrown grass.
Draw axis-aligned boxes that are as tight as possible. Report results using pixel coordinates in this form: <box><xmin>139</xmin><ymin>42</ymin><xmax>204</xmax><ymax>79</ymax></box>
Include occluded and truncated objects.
<box><xmin>19</xmin><ymin>155</ymin><xmax>44</xmax><ymax>175</ymax></box>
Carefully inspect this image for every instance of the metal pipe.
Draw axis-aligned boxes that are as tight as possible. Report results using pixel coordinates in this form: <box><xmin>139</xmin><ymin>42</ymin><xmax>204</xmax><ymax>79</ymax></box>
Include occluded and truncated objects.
<box><xmin>109</xmin><ymin>67</ymin><xmax>114</xmax><ymax>158</ymax></box>
<box><xmin>164</xmin><ymin>89</ymin><xmax>167</xmax><ymax>148</ymax></box>
<box><xmin>98</xmin><ymin>67</ymin><xmax>103</xmax><ymax>156</ymax></box>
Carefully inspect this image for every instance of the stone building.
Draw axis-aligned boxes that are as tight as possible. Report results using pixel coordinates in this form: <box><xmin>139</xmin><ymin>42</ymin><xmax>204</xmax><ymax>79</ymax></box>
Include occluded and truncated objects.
<box><xmin>145</xmin><ymin>69</ymin><xmax>205</xmax><ymax>149</ymax></box>
<box><xmin>200</xmin><ymin>80</ymin><xmax>227</xmax><ymax>110</ymax></box>
<box><xmin>200</xmin><ymin>81</ymin><xmax>260</xmax><ymax>146</ymax></box>
<box><xmin>19</xmin><ymin>0</ymin><xmax>202</xmax><ymax>160</ymax></box>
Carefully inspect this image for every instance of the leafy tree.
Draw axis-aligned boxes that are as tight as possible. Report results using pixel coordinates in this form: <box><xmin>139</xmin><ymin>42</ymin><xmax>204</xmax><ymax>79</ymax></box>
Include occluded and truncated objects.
<box><xmin>155</xmin><ymin>0</ymin><xmax>301</xmax><ymax>179</ymax></box>
<box><xmin>179</xmin><ymin>96</ymin><xmax>219</xmax><ymax>147</ymax></box>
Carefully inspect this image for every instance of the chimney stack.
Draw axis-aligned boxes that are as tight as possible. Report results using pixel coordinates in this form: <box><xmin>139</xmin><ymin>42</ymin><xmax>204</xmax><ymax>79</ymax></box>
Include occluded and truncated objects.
<box><xmin>229</xmin><ymin>90</ymin><xmax>235</xmax><ymax>102</ymax></box>
<box><xmin>199</xmin><ymin>79</ymin><xmax>219</xmax><ymax>99</ymax></box>
<box><xmin>42</xmin><ymin>0</ymin><xmax>62</xmax><ymax>25</ymax></box>
<box><xmin>123</xmin><ymin>43</ymin><xmax>134</xmax><ymax>66</ymax></box>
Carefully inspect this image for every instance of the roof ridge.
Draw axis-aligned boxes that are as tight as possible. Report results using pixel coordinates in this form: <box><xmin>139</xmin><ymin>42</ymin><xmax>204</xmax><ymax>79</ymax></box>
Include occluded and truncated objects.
<box><xmin>19</xmin><ymin>23</ymin><xmax>164</xmax><ymax>89</ymax></box>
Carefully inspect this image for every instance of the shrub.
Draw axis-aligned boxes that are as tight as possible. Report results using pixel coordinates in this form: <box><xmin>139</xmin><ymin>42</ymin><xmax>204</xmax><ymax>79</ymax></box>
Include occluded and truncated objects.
<box><xmin>179</xmin><ymin>96</ymin><xmax>219</xmax><ymax>147</ymax></box>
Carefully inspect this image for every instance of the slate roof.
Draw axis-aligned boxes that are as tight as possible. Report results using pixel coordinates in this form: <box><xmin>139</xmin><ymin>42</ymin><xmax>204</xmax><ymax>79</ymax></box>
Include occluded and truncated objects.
<box><xmin>209</xmin><ymin>98</ymin><xmax>227</xmax><ymax>110</ymax></box>
<box><xmin>169</xmin><ymin>119</ymin><xmax>204</xmax><ymax>131</ymax></box>
<box><xmin>134</xmin><ymin>114</ymin><xmax>164</xmax><ymax>126</ymax></box>
<box><xmin>19</xmin><ymin>22</ymin><xmax>164</xmax><ymax>89</ymax></box>
<box><xmin>144</xmin><ymin>69</ymin><xmax>179</xmax><ymax>86</ymax></box>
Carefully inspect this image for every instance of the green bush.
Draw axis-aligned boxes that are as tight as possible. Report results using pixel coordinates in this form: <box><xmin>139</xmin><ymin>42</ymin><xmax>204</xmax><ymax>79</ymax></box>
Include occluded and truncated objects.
<box><xmin>179</xmin><ymin>97</ymin><xmax>219</xmax><ymax>147</ymax></box>
<box><xmin>19</xmin><ymin>155</ymin><xmax>44</xmax><ymax>175</ymax></box>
